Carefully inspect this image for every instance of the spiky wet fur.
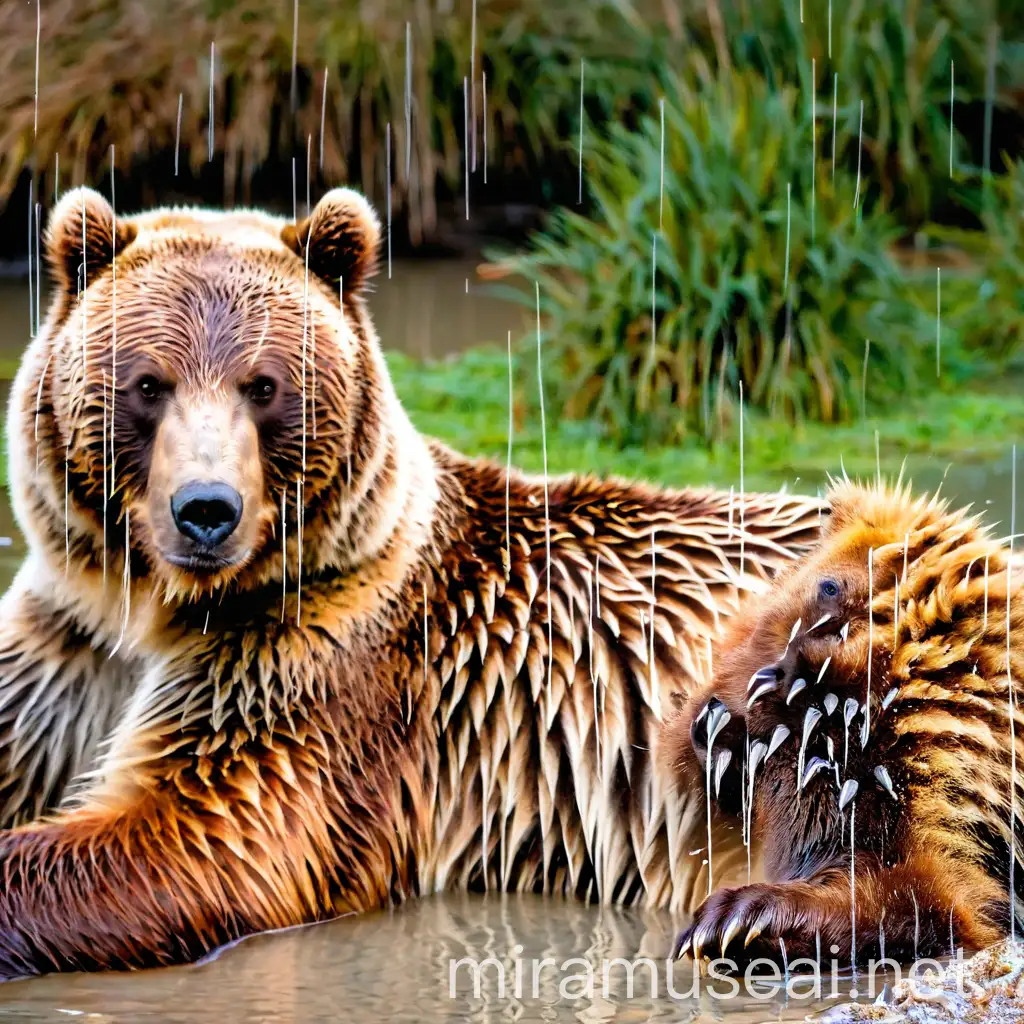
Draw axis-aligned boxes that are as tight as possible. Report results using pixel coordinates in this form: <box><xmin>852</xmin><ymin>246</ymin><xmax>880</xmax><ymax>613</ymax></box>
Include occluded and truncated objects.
<box><xmin>666</xmin><ymin>479</ymin><xmax>1024</xmax><ymax>966</ymax></box>
<box><xmin>0</xmin><ymin>186</ymin><xmax>823</xmax><ymax>977</ymax></box>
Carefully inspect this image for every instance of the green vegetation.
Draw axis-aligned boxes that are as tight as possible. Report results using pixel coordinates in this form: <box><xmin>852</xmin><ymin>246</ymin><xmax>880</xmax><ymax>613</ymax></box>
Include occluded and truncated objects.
<box><xmin>491</xmin><ymin>68</ymin><xmax>945</xmax><ymax>445</ymax></box>
<box><xmin>0</xmin><ymin>0</ymin><xmax>667</xmax><ymax>238</ymax></box>
<box><xmin>937</xmin><ymin>160</ymin><xmax>1024</xmax><ymax>361</ymax></box>
<box><xmin>724</xmin><ymin>0</ymin><xmax>1008</xmax><ymax>226</ymax></box>
<box><xmin>4</xmin><ymin>0</ymin><xmax>1022</xmax><ymax>464</ymax></box>
<box><xmin>387</xmin><ymin>347</ymin><xmax>1024</xmax><ymax>497</ymax></box>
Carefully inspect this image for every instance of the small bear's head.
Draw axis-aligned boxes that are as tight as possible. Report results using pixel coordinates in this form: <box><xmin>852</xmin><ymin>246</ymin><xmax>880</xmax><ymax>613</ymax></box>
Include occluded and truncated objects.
<box><xmin>696</xmin><ymin>482</ymin><xmax>946</xmax><ymax>731</ymax></box>
<box><xmin>20</xmin><ymin>186</ymin><xmax>394</xmax><ymax>601</ymax></box>
<box><xmin>667</xmin><ymin>479</ymin><xmax>1002</xmax><ymax>801</ymax></box>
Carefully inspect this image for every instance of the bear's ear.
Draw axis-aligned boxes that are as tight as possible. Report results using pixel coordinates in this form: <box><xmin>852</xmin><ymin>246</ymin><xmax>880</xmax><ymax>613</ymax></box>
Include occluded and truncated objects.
<box><xmin>45</xmin><ymin>187</ymin><xmax>138</xmax><ymax>293</ymax></box>
<box><xmin>281</xmin><ymin>188</ymin><xmax>381</xmax><ymax>296</ymax></box>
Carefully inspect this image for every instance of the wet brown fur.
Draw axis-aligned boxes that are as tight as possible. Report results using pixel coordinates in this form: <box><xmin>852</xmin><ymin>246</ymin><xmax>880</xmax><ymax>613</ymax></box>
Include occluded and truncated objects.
<box><xmin>664</xmin><ymin>481</ymin><xmax>1024</xmax><ymax>966</ymax></box>
<box><xmin>0</xmin><ymin>186</ymin><xmax>824</xmax><ymax>977</ymax></box>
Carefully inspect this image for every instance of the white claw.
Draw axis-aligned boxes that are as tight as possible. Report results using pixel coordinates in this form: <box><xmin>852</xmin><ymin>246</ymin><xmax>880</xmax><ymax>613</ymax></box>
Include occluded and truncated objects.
<box><xmin>843</xmin><ymin>697</ymin><xmax>859</xmax><ymax>727</ymax></box>
<box><xmin>801</xmin><ymin>756</ymin><xmax>829</xmax><ymax>789</ymax></box>
<box><xmin>766</xmin><ymin>725</ymin><xmax>790</xmax><ymax>760</ymax></box>
<box><xmin>786</xmin><ymin>617</ymin><xmax>802</xmax><ymax>649</ymax></box>
<box><xmin>692</xmin><ymin>923</ymin><xmax>713</xmax><ymax>961</ymax></box>
<box><xmin>721</xmin><ymin>915</ymin><xmax>744</xmax><ymax>956</ymax></box>
<box><xmin>881</xmin><ymin>687</ymin><xmax>899</xmax><ymax>710</ymax></box>
<box><xmin>839</xmin><ymin>778</ymin><xmax>859</xmax><ymax>810</ymax></box>
<box><xmin>786</xmin><ymin>678</ymin><xmax>807</xmax><ymax>704</ymax></box>
<box><xmin>747</xmin><ymin>666</ymin><xmax>779</xmax><ymax>692</ymax></box>
<box><xmin>802</xmin><ymin>707</ymin><xmax>823</xmax><ymax>742</ymax></box>
<box><xmin>747</xmin><ymin>681</ymin><xmax>777</xmax><ymax>708</ymax></box>
<box><xmin>706</xmin><ymin>704</ymin><xmax>731</xmax><ymax>747</ymax></box>
<box><xmin>815</xmin><ymin>656</ymin><xmax>832</xmax><ymax>685</ymax></box>
<box><xmin>874</xmin><ymin>764</ymin><xmax>897</xmax><ymax>799</ymax></box>
<box><xmin>714</xmin><ymin>749</ymin><xmax>733</xmax><ymax>797</ymax></box>
<box><xmin>824</xmin><ymin>693</ymin><xmax>839</xmax><ymax>716</ymax></box>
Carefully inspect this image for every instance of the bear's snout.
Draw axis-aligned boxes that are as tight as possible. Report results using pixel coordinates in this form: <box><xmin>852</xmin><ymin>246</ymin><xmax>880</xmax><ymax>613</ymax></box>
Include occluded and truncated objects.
<box><xmin>170</xmin><ymin>481</ymin><xmax>243</xmax><ymax>549</ymax></box>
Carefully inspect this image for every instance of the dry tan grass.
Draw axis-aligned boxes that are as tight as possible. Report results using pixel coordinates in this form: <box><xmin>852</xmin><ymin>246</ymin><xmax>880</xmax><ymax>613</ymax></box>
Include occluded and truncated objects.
<box><xmin>0</xmin><ymin>0</ymin><xmax>675</xmax><ymax>241</ymax></box>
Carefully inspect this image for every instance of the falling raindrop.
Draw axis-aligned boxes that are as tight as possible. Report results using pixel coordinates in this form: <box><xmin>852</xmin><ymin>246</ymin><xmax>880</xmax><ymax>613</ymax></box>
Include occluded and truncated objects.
<box><xmin>536</xmin><ymin>283</ymin><xmax>552</xmax><ymax>701</ymax></box>
<box><xmin>504</xmin><ymin>330</ymin><xmax>513</xmax><ymax>577</ymax></box>
<box><xmin>280</xmin><ymin>488</ymin><xmax>287</xmax><ymax>622</ymax></box>
<box><xmin>289</xmin><ymin>0</ymin><xmax>299</xmax><ymax>113</ymax></box>
<box><xmin>784</xmin><ymin>182</ymin><xmax>792</xmax><ymax>293</ymax></box>
<box><xmin>949</xmin><ymin>61</ymin><xmax>955</xmax><ymax>176</ymax></box>
<box><xmin>208</xmin><ymin>41</ymin><xmax>215</xmax><ymax>162</ymax></box>
<box><xmin>831</xmin><ymin>73</ymin><xmax>838</xmax><ymax>179</ymax></box>
<box><xmin>174</xmin><ymin>94</ymin><xmax>182</xmax><ymax>176</ymax></box>
<box><xmin>386</xmin><ymin>123</ymin><xmax>392</xmax><ymax>279</ymax></box>
<box><xmin>405</xmin><ymin>24</ymin><xmax>412</xmax><ymax>181</ymax></box>
<box><xmin>853</xmin><ymin>100</ymin><xmax>865</xmax><ymax>209</ymax></box>
<box><xmin>482</xmin><ymin>71</ymin><xmax>488</xmax><ymax>185</ymax></box>
<box><xmin>1009</xmin><ymin>444</ymin><xmax>1018</xmax><ymax>940</ymax></box>
<box><xmin>319</xmin><ymin>67</ymin><xmax>328</xmax><ymax>172</ymax></box>
<box><xmin>658</xmin><ymin>97</ymin><xmax>665</xmax><ymax>229</ymax></box>
<box><xmin>33</xmin><ymin>0</ymin><xmax>40</xmax><ymax>140</ymax></box>
<box><xmin>27</xmin><ymin>181</ymin><xmax>33</xmax><ymax>339</ymax></box>
<box><xmin>577</xmin><ymin>58</ymin><xmax>585</xmax><ymax>204</ymax></box>
<box><xmin>810</xmin><ymin>58</ymin><xmax>816</xmax><ymax>244</ymax></box>
<box><xmin>861</xmin><ymin>546</ymin><xmax>874</xmax><ymax>749</ymax></box>
<box><xmin>463</xmin><ymin>76</ymin><xmax>470</xmax><ymax>221</ymax></box>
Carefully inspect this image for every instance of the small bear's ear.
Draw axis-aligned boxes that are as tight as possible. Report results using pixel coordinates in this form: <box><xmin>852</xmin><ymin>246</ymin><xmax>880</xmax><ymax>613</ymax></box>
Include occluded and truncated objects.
<box><xmin>45</xmin><ymin>187</ymin><xmax>138</xmax><ymax>293</ymax></box>
<box><xmin>281</xmin><ymin>188</ymin><xmax>381</xmax><ymax>296</ymax></box>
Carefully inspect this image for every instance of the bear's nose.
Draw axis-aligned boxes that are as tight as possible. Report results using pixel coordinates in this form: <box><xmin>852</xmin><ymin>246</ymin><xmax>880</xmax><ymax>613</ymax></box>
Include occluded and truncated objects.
<box><xmin>170</xmin><ymin>481</ymin><xmax>243</xmax><ymax>548</ymax></box>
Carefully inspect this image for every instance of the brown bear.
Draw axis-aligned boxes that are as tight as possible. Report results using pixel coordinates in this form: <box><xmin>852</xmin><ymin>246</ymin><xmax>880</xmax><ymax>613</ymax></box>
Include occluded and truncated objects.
<box><xmin>664</xmin><ymin>480</ymin><xmax>1024</xmax><ymax>967</ymax></box>
<box><xmin>0</xmin><ymin>185</ymin><xmax>823</xmax><ymax>977</ymax></box>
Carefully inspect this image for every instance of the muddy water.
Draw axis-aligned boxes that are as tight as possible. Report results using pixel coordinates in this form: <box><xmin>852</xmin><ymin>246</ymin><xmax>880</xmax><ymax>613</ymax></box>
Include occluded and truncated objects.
<box><xmin>0</xmin><ymin>269</ymin><xmax>1015</xmax><ymax>1021</ymax></box>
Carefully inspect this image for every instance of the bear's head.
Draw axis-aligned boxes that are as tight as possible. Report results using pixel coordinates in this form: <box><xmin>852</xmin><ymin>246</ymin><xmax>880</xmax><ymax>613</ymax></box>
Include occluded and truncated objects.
<box><xmin>13</xmin><ymin>186</ymin><xmax>430</xmax><ymax>607</ymax></box>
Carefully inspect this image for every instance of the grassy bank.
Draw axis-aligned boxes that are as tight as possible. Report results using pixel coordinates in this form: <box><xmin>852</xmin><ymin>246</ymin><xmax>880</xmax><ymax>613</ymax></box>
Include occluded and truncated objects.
<box><xmin>388</xmin><ymin>345</ymin><xmax>1024</xmax><ymax>497</ymax></box>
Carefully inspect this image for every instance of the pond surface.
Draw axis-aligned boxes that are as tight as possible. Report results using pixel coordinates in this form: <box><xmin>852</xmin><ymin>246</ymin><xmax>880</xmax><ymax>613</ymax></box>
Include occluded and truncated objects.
<box><xmin>0</xmin><ymin>267</ymin><xmax>1016</xmax><ymax>1022</ymax></box>
<box><xmin>1</xmin><ymin>893</ymin><xmax>892</xmax><ymax>1023</ymax></box>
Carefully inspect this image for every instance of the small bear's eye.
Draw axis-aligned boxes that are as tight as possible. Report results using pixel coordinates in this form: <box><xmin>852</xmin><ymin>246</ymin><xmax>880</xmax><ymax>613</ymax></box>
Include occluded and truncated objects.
<box><xmin>245</xmin><ymin>376</ymin><xmax>277</xmax><ymax>406</ymax></box>
<box><xmin>819</xmin><ymin>578</ymin><xmax>841</xmax><ymax>599</ymax></box>
<box><xmin>136</xmin><ymin>375</ymin><xmax>164</xmax><ymax>402</ymax></box>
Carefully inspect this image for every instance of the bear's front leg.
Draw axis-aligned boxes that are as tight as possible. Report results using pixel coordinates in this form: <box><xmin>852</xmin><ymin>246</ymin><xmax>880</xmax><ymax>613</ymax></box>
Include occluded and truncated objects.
<box><xmin>0</xmin><ymin>733</ymin><xmax>345</xmax><ymax>977</ymax></box>
<box><xmin>0</xmin><ymin>562</ymin><xmax>133</xmax><ymax>828</ymax></box>
<box><xmin>674</xmin><ymin>852</ymin><xmax>1005</xmax><ymax>968</ymax></box>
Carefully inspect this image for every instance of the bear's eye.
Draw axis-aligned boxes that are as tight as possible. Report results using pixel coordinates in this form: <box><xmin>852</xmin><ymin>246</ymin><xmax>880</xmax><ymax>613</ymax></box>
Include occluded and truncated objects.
<box><xmin>136</xmin><ymin>375</ymin><xmax>165</xmax><ymax>402</ymax></box>
<box><xmin>819</xmin><ymin>578</ymin><xmax>841</xmax><ymax>599</ymax></box>
<box><xmin>245</xmin><ymin>376</ymin><xmax>277</xmax><ymax>406</ymax></box>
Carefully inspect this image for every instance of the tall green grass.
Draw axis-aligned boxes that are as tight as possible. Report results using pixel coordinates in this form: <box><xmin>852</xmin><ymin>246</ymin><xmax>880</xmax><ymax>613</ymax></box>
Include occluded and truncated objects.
<box><xmin>491</xmin><ymin>69</ymin><xmax>941</xmax><ymax>445</ymax></box>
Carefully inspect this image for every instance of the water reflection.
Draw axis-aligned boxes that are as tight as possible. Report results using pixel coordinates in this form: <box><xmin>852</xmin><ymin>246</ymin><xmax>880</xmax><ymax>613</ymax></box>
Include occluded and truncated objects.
<box><xmin>0</xmin><ymin>894</ymin><xmax>858</xmax><ymax>1022</ymax></box>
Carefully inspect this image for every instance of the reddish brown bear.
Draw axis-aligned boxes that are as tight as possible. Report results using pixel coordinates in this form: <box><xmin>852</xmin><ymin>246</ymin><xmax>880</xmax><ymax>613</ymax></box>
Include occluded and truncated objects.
<box><xmin>0</xmin><ymin>186</ymin><xmax>823</xmax><ymax>977</ymax></box>
<box><xmin>665</xmin><ymin>481</ymin><xmax>1024</xmax><ymax>967</ymax></box>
